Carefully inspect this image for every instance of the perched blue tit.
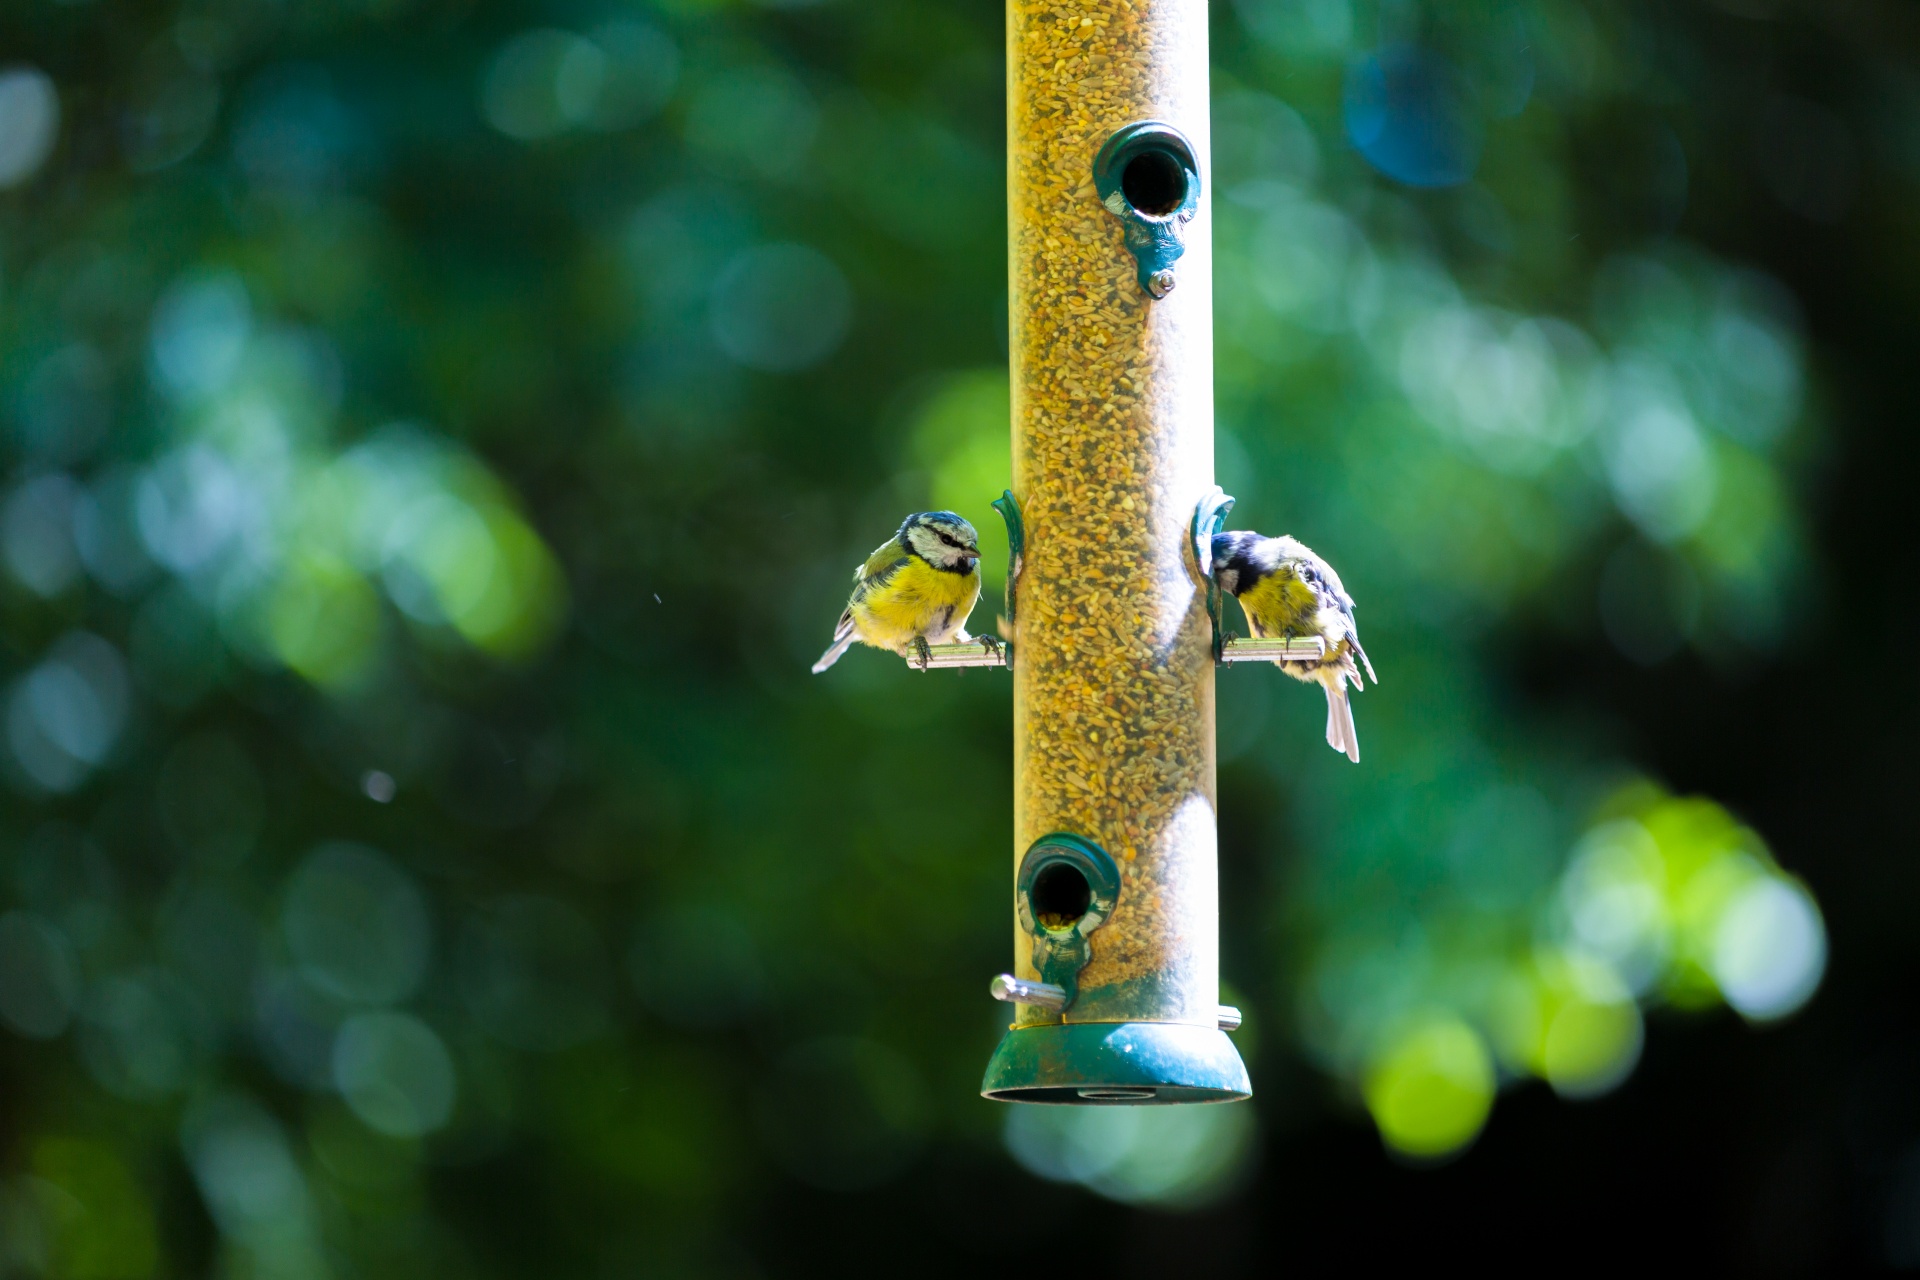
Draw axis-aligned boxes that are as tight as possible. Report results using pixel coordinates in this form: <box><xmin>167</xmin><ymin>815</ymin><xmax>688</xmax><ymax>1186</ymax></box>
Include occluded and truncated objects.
<box><xmin>812</xmin><ymin>511</ymin><xmax>992</xmax><ymax>672</ymax></box>
<box><xmin>1212</xmin><ymin>530</ymin><xmax>1377</xmax><ymax>763</ymax></box>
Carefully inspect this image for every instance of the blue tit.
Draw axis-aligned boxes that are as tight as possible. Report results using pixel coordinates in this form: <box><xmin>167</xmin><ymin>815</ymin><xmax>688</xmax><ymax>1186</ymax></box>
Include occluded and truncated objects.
<box><xmin>1212</xmin><ymin>530</ymin><xmax>1377</xmax><ymax>763</ymax></box>
<box><xmin>813</xmin><ymin>511</ymin><xmax>992</xmax><ymax>672</ymax></box>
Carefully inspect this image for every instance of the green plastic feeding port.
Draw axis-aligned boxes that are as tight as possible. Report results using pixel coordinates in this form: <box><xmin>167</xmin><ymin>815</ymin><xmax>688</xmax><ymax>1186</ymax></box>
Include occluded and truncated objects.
<box><xmin>1092</xmin><ymin>121</ymin><xmax>1202</xmax><ymax>300</ymax></box>
<box><xmin>982</xmin><ymin>835</ymin><xmax>1251</xmax><ymax>1105</ymax></box>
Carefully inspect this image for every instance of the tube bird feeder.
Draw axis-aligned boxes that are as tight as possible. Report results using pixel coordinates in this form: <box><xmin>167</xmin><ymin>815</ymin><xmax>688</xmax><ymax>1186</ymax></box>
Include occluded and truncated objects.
<box><xmin>980</xmin><ymin>0</ymin><xmax>1250</xmax><ymax>1103</ymax></box>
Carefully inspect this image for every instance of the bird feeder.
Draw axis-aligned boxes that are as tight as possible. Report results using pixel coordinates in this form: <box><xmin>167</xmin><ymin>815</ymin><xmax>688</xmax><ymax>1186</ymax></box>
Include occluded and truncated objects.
<box><xmin>890</xmin><ymin>0</ymin><xmax>1306</xmax><ymax>1101</ymax></box>
<box><xmin>975</xmin><ymin>0</ymin><xmax>1250</xmax><ymax>1104</ymax></box>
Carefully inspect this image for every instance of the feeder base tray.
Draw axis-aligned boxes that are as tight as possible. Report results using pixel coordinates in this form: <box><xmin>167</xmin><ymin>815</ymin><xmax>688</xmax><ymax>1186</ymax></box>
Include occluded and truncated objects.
<box><xmin>981</xmin><ymin>1020</ymin><xmax>1251</xmax><ymax>1104</ymax></box>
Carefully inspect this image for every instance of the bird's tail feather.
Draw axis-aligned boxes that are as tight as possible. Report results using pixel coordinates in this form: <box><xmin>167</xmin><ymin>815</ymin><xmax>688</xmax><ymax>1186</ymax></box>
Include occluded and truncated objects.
<box><xmin>812</xmin><ymin>613</ymin><xmax>858</xmax><ymax>674</ymax></box>
<box><xmin>1324</xmin><ymin>681</ymin><xmax>1360</xmax><ymax>763</ymax></box>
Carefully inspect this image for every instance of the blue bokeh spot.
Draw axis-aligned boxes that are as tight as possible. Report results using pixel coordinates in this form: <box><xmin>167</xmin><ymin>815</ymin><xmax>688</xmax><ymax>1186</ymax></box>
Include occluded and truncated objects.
<box><xmin>1343</xmin><ymin>46</ymin><xmax>1482</xmax><ymax>189</ymax></box>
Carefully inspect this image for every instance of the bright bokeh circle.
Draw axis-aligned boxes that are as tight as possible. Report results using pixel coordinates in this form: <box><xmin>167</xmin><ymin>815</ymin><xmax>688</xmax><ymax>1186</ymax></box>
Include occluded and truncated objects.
<box><xmin>1363</xmin><ymin>1018</ymin><xmax>1496</xmax><ymax>1159</ymax></box>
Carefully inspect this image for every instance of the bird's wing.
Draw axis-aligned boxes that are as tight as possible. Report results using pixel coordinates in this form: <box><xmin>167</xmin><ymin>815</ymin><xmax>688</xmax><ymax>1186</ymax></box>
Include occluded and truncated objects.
<box><xmin>1348</xmin><ymin>632</ymin><xmax>1376</xmax><ymax>685</ymax></box>
<box><xmin>858</xmin><ymin>540</ymin><xmax>911</xmax><ymax>584</ymax></box>
<box><xmin>1316</xmin><ymin>583</ymin><xmax>1373</xmax><ymax>686</ymax></box>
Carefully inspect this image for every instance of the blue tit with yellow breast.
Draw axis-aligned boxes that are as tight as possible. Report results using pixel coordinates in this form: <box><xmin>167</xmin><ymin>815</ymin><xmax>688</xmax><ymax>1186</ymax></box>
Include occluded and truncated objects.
<box><xmin>813</xmin><ymin>511</ymin><xmax>993</xmax><ymax>672</ymax></box>
<box><xmin>1212</xmin><ymin>530</ymin><xmax>1377</xmax><ymax>763</ymax></box>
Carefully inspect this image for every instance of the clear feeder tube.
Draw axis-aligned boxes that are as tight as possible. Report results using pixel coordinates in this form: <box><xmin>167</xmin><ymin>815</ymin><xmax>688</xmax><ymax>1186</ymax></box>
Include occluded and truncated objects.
<box><xmin>982</xmin><ymin>0</ymin><xmax>1248</xmax><ymax>1103</ymax></box>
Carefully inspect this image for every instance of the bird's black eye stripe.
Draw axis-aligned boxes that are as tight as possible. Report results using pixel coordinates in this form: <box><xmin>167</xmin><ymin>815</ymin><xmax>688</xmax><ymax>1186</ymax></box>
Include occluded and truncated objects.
<box><xmin>938</xmin><ymin>532</ymin><xmax>960</xmax><ymax>547</ymax></box>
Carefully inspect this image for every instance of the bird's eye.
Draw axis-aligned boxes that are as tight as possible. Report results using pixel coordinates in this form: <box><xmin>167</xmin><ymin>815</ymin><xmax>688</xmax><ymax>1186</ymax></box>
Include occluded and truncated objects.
<box><xmin>938</xmin><ymin>532</ymin><xmax>960</xmax><ymax>548</ymax></box>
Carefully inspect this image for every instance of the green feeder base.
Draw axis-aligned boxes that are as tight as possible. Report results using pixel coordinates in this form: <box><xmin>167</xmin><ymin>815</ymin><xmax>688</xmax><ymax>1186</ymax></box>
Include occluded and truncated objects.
<box><xmin>981</xmin><ymin>1021</ymin><xmax>1251</xmax><ymax>1105</ymax></box>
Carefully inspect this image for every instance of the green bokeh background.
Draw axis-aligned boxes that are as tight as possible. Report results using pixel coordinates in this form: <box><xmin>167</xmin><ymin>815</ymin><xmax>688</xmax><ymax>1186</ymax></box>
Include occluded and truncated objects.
<box><xmin>0</xmin><ymin>0</ymin><xmax>1913</xmax><ymax>1272</ymax></box>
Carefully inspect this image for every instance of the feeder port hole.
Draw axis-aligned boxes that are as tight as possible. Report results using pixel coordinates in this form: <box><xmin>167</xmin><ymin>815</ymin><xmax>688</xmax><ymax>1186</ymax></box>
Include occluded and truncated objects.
<box><xmin>1030</xmin><ymin>859</ymin><xmax>1094</xmax><ymax>930</ymax></box>
<box><xmin>1121</xmin><ymin>148</ymin><xmax>1186</xmax><ymax>217</ymax></box>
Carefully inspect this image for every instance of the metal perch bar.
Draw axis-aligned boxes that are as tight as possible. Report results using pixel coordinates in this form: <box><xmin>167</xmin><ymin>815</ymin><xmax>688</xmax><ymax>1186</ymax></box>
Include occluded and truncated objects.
<box><xmin>991</xmin><ymin>974</ymin><xmax>1067</xmax><ymax>1010</ymax></box>
<box><xmin>1218</xmin><ymin>636</ymin><xmax>1327</xmax><ymax>664</ymax></box>
<box><xmin>908</xmin><ymin>637</ymin><xmax>1317</xmax><ymax>668</ymax></box>
<box><xmin>904</xmin><ymin>642</ymin><xmax>1011</xmax><ymax>670</ymax></box>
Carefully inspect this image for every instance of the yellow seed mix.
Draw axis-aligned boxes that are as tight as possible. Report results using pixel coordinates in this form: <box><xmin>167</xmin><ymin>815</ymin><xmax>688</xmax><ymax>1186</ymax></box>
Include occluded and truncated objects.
<box><xmin>1008</xmin><ymin>0</ymin><xmax>1217</xmax><ymax>1028</ymax></box>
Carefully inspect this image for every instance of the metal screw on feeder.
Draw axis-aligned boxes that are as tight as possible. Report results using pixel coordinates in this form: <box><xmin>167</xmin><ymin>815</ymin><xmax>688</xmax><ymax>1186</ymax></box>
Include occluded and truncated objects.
<box><xmin>980</xmin><ymin>0</ymin><xmax>1249</xmax><ymax>1105</ymax></box>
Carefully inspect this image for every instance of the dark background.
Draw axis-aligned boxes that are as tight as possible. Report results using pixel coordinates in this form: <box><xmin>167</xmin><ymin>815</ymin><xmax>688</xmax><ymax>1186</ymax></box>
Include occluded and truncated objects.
<box><xmin>0</xmin><ymin>0</ymin><xmax>1911</xmax><ymax>1273</ymax></box>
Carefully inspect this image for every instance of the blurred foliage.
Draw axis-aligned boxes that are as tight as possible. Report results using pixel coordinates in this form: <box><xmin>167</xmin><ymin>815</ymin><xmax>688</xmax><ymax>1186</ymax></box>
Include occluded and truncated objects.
<box><xmin>0</xmin><ymin>0</ymin><xmax>1862</xmax><ymax>1272</ymax></box>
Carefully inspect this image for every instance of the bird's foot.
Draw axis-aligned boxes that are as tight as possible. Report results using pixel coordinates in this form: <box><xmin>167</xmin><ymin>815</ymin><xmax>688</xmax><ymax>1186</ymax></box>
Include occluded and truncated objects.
<box><xmin>913</xmin><ymin>636</ymin><xmax>933</xmax><ymax>670</ymax></box>
<box><xmin>977</xmin><ymin>634</ymin><xmax>1004</xmax><ymax>664</ymax></box>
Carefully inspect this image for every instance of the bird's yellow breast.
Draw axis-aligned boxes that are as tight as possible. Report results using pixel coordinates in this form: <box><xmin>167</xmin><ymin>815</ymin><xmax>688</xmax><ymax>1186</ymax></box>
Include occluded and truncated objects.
<box><xmin>1239</xmin><ymin>571</ymin><xmax>1320</xmax><ymax>637</ymax></box>
<box><xmin>852</xmin><ymin>557</ymin><xmax>980</xmax><ymax>651</ymax></box>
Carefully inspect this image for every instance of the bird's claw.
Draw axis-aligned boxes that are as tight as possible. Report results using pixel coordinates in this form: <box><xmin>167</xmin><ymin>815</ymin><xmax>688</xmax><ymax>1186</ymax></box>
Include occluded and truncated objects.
<box><xmin>913</xmin><ymin>636</ymin><xmax>933</xmax><ymax>670</ymax></box>
<box><xmin>978</xmin><ymin>634</ymin><xmax>1004</xmax><ymax>664</ymax></box>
